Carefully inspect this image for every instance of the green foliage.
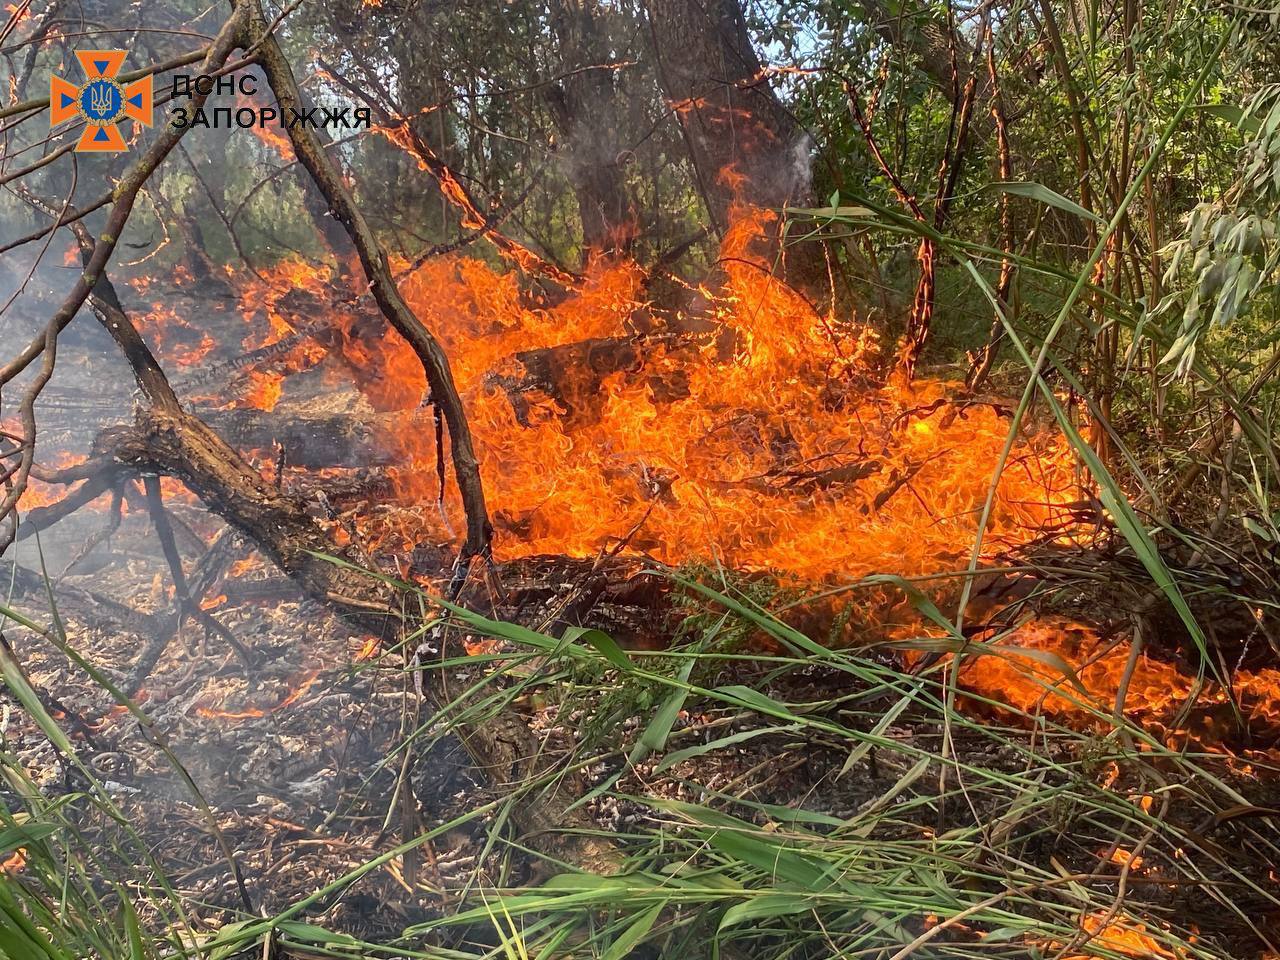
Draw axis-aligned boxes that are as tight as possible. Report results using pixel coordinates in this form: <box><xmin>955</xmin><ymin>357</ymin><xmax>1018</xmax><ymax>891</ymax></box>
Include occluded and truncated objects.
<box><xmin>1160</xmin><ymin>85</ymin><xmax>1280</xmax><ymax>374</ymax></box>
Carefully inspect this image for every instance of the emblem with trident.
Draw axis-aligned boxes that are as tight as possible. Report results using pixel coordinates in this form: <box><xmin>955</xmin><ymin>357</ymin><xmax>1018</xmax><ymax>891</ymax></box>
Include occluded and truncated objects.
<box><xmin>50</xmin><ymin>50</ymin><xmax>153</xmax><ymax>153</ymax></box>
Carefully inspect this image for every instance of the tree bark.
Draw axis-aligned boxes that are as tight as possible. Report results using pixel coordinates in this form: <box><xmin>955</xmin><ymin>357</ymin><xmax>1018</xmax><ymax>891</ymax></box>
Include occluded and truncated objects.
<box><xmin>546</xmin><ymin>0</ymin><xmax>639</xmax><ymax>259</ymax></box>
<box><xmin>642</xmin><ymin>0</ymin><xmax>812</xmax><ymax>230</ymax></box>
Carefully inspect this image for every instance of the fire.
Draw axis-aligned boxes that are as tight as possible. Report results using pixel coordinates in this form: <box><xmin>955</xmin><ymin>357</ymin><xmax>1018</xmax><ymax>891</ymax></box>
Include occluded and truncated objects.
<box><xmin>1107</xmin><ymin>847</ymin><xmax>1145</xmax><ymax>872</ymax></box>
<box><xmin>16</xmin><ymin>451</ymin><xmax>91</xmax><ymax>511</ymax></box>
<box><xmin>242</xmin><ymin>369</ymin><xmax>284</xmax><ymax>412</ymax></box>
<box><xmin>957</xmin><ymin>614</ymin><xmax>1280</xmax><ymax>750</ymax></box>
<box><xmin>373</xmin><ymin>205</ymin><xmax>1083</xmax><ymax>583</ymax></box>
<box><xmin>48</xmin><ymin>195</ymin><xmax>1277</xmax><ymax>754</ymax></box>
<box><xmin>1056</xmin><ymin>912</ymin><xmax>1181</xmax><ymax>959</ymax></box>
<box><xmin>229</xmin><ymin>556</ymin><xmax>264</xmax><ymax>578</ymax></box>
<box><xmin>237</xmin><ymin>91</ymin><xmax>294</xmax><ymax>157</ymax></box>
<box><xmin>193</xmin><ymin>668</ymin><xmax>320</xmax><ymax>720</ymax></box>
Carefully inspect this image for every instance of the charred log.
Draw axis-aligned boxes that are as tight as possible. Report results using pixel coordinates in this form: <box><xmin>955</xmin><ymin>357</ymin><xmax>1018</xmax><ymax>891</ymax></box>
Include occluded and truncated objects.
<box><xmin>488</xmin><ymin>334</ymin><xmax>695</xmax><ymax>427</ymax></box>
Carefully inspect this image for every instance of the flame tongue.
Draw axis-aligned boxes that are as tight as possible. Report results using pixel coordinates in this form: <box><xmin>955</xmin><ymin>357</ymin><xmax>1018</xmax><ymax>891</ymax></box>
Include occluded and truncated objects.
<box><xmin>193</xmin><ymin>669</ymin><xmax>320</xmax><ymax>721</ymax></box>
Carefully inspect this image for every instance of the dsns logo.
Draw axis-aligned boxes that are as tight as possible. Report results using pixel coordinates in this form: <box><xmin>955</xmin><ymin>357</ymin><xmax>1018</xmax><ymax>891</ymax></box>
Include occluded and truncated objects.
<box><xmin>50</xmin><ymin>50</ymin><xmax>153</xmax><ymax>152</ymax></box>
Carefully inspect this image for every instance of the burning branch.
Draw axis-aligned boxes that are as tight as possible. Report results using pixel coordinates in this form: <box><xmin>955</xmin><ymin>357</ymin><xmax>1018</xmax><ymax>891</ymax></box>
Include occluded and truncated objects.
<box><xmin>238</xmin><ymin>0</ymin><xmax>493</xmax><ymax>562</ymax></box>
<box><xmin>315</xmin><ymin>55</ymin><xmax>578</xmax><ymax>285</ymax></box>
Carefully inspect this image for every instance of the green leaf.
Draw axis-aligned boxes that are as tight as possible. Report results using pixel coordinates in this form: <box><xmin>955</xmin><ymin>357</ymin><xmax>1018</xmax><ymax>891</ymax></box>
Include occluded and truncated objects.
<box><xmin>0</xmin><ymin>923</ymin><xmax>49</xmax><ymax>960</ymax></box>
<box><xmin>204</xmin><ymin>920</ymin><xmax>269</xmax><ymax>960</ymax></box>
<box><xmin>1244</xmin><ymin>516</ymin><xmax>1274</xmax><ymax>541</ymax></box>
<box><xmin>122</xmin><ymin>898</ymin><xmax>145</xmax><ymax>960</ymax></box>
<box><xmin>719</xmin><ymin>894</ymin><xmax>812</xmax><ymax>930</ymax></box>
<box><xmin>539</xmin><ymin>873</ymin><xmax>632</xmax><ymax>891</ymax></box>
<box><xmin>0</xmin><ymin>823</ymin><xmax>59</xmax><ymax>856</ymax></box>
<box><xmin>704</xmin><ymin>830</ymin><xmax>831</xmax><ymax>888</ymax></box>
<box><xmin>1196</xmin><ymin>103</ymin><xmax>1260</xmax><ymax>134</ymax></box>
<box><xmin>0</xmin><ymin>641</ymin><xmax>76</xmax><ymax>760</ymax></box>
<box><xmin>861</xmin><ymin>576</ymin><xmax>962</xmax><ymax>639</ymax></box>
<box><xmin>559</xmin><ymin>626</ymin><xmax>632</xmax><ymax>673</ymax></box>
<box><xmin>788</xmin><ymin>204</ymin><xmax>877</xmax><ymax>221</ymax></box>
<box><xmin>600</xmin><ymin>901</ymin><xmax>666</xmax><ymax>960</ymax></box>
<box><xmin>710</xmin><ymin>685</ymin><xmax>804</xmax><ymax>722</ymax></box>
<box><xmin>991</xmin><ymin>181</ymin><xmax>1105</xmax><ymax>225</ymax></box>
<box><xmin>277</xmin><ymin>921</ymin><xmax>361</xmax><ymax>946</ymax></box>
<box><xmin>639</xmin><ymin>658</ymin><xmax>695</xmax><ymax>754</ymax></box>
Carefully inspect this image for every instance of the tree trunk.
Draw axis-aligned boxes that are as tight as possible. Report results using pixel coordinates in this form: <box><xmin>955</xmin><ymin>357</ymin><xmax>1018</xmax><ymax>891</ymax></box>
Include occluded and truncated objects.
<box><xmin>642</xmin><ymin>0</ymin><xmax>812</xmax><ymax>230</ymax></box>
<box><xmin>546</xmin><ymin>0</ymin><xmax>639</xmax><ymax>259</ymax></box>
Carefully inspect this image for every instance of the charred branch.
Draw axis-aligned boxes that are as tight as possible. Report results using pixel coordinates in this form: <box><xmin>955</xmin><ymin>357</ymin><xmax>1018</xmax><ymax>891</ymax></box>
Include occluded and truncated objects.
<box><xmin>0</xmin><ymin>12</ymin><xmax>247</xmax><ymax>551</ymax></box>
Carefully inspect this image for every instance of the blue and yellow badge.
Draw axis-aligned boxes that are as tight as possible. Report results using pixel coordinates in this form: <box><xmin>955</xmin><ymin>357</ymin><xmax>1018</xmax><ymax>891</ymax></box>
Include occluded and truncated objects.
<box><xmin>50</xmin><ymin>50</ymin><xmax>153</xmax><ymax>152</ymax></box>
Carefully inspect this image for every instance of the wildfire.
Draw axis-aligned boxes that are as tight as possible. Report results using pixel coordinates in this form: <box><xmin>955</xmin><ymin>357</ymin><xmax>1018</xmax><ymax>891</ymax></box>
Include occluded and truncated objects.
<box><xmin>1056</xmin><ymin>912</ymin><xmax>1181</xmax><ymax>960</ymax></box>
<box><xmin>957</xmin><ymin>614</ymin><xmax>1280</xmax><ymax>750</ymax></box>
<box><xmin>242</xmin><ymin>369</ymin><xmax>284</xmax><ymax>412</ymax></box>
<box><xmin>45</xmin><ymin>194</ymin><xmax>1278</xmax><ymax>754</ymax></box>
<box><xmin>236</xmin><ymin>91</ymin><xmax>294</xmax><ymax>158</ymax></box>
<box><xmin>369</xmin><ymin>205</ymin><xmax>1084</xmax><ymax>584</ymax></box>
<box><xmin>16</xmin><ymin>451</ymin><xmax>90</xmax><ymax>511</ymax></box>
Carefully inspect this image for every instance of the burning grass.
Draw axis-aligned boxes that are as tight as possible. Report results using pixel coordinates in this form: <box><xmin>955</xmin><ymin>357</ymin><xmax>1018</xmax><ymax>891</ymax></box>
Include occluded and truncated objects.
<box><xmin>7</xmin><ymin>177</ymin><xmax>1280</xmax><ymax>960</ymax></box>
<box><xmin>91</xmin><ymin>201</ymin><xmax>1280</xmax><ymax>760</ymax></box>
<box><xmin>381</xmin><ymin>206</ymin><xmax>1085</xmax><ymax>577</ymax></box>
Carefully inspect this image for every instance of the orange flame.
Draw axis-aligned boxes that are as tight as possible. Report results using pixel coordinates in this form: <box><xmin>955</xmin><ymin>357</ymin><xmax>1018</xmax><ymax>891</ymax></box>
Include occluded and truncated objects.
<box><xmin>193</xmin><ymin>669</ymin><xmax>320</xmax><ymax>721</ymax></box>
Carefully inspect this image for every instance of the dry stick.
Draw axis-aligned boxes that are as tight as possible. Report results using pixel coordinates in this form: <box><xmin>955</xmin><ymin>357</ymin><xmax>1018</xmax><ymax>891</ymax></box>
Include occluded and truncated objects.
<box><xmin>1160</xmin><ymin>350</ymin><xmax>1280</xmax><ymax>512</ymax></box>
<box><xmin>176</xmin><ymin>140</ymin><xmax>264</xmax><ymax>280</ymax></box>
<box><xmin>902</xmin><ymin>15</ymin><xmax>981</xmax><ymax>381</ymax></box>
<box><xmin>0</xmin><ymin>167</ymin><xmax>78</xmax><ymax>553</ymax></box>
<box><xmin>14</xmin><ymin>187</ymin><xmax>180</xmax><ymax>411</ymax></box>
<box><xmin>842</xmin><ymin>77</ymin><xmax>934</xmax><ymax>378</ymax></box>
<box><xmin>135</xmin><ymin>475</ymin><xmax>255</xmax><ymax>691</ymax></box>
<box><xmin>14</xmin><ymin>465</ymin><xmax>129</xmax><ymax>543</ymax></box>
<box><xmin>0</xmin><ymin>189</ymin><xmax>112</xmax><ymax>257</ymax></box>
<box><xmin>72</xmin><ymin>253</ymin><xmax>620</xmax><ymax>873</ymax></box>
<box><xmin>242</xmin><ymin>0</ymin><xmax>492</xmax><ymax>562</ymax></box>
